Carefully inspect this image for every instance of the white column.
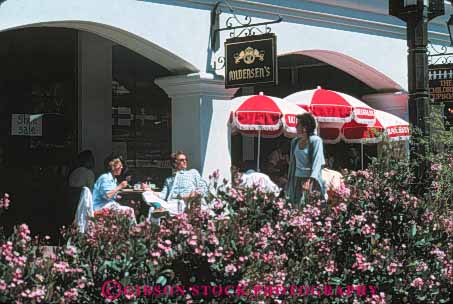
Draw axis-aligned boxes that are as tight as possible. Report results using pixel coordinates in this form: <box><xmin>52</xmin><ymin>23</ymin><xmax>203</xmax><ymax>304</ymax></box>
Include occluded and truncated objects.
<box><xmin>78</xmin><ymin>31</ymin><xmax>112</xmax><ymax>175</ymax></box>
<box><xmin>155</xmin><ymin>72</ymin><xmax>238</xmax><ymax>181</ymax></box>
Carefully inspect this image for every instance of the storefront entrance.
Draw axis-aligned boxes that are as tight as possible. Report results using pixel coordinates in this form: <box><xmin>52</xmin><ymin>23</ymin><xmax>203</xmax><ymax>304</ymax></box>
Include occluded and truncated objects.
<box><xmin>0</xmin><ymin>27</ymin><xmax>174</xmax><ymax>240</ymax></box>
<box><xmin>0</xmin><ymin>28</ymin><xmax>78</xmax><ymax>238</ymax></box>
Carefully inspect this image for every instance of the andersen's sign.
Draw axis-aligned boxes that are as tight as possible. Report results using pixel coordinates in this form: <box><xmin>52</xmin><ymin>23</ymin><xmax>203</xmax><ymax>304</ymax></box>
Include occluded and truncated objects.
<box><xmin>224</xmin><ymin>33</ymin><xmax>277</xmax><ymax>88</ymax></box>
<box><xmin>428</xmin><ymin>64</ymin><xmax>453</xmax><ymax>102</ymax></box>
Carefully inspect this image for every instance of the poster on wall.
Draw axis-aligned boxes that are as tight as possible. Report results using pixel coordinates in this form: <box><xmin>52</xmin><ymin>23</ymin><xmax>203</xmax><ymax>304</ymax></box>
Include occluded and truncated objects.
<box><xmin>224</xmin><ymin>33</ymin><xmax>277</xmax><ymax>88</ymax></box>
<box><xmin>11</xmin><ymin>114</ymin><xmax>42</xmax><ymax>136</ymax></box>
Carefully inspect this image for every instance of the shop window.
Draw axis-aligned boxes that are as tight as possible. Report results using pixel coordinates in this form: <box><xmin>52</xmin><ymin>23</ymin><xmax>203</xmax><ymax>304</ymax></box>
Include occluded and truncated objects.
<box><xmin>112</xmin><ymin>45</ymin><xmax>172</xmax><ymax>184</ymax></box>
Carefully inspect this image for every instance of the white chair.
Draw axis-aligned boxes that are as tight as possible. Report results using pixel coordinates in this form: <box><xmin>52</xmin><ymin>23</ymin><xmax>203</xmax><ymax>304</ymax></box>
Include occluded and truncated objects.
<box><xmin>74</xmin><ymin>187</ymin><xmax>94</xmax><ymax>233</ymax></box>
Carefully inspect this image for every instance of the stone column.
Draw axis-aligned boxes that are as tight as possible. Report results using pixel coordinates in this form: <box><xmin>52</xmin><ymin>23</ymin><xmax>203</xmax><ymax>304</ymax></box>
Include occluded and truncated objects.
<box><xmin>155</xmin><ymin>72</ymin><xmax>238</xmax><ymax>181</ymax></box>
<box><xmin>78</xmin><ymin>31</ymin><xmax>112</xmax><ymax>175</ymax></box>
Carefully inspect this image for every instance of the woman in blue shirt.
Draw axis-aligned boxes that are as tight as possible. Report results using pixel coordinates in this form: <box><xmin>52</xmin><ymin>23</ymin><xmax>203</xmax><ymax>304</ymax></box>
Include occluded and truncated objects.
<box><xmin>287</xmin><ymin>113</ymin><xmax>326</xmax><ymax>205</ymax></box>
<box><xmin>92</xmin><ymin>155</ymin><xmax>134</xmax><ymax>217</ymax></box>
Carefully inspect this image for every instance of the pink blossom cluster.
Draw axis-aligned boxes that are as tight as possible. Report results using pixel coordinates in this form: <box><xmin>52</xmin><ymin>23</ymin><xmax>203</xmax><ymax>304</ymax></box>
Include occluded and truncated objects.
<box><xmin>0</xmin><ymin>193</ymin><xmax>10</xmax><ymax>210</ymax></box>
<box><xmin>51</xmin><ymin>261</ymin><xmax>83</xmax><ymax>274</ymax></box>
<box><xmin>20</xmin><ymin>286</ymin><xmax>46</xmax><ymax>303</ymax></box>
<box><xmin>63</xmin><ymin>287</ymin><xmax>78</xmax><ymax>302</ymax></box>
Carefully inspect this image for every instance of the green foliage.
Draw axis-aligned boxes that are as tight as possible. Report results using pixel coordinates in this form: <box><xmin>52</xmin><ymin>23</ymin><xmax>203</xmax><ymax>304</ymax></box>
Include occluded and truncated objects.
<box><xmin>0</xmin><ymin>151</ymin><xmax>452</xmax><ymax>303</ymax></box>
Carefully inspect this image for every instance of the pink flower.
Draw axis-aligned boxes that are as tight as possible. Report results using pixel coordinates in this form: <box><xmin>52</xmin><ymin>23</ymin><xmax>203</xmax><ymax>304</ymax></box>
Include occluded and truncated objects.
<box><xmin>337</xmin><ymin>182</ymin><xmax>351</xmax><ymax>198</ymax></box>
<box><xmin>225</xmin><ymin>264</ymin><xmax>237</xmax><ymax>275</ymax></box>
<box><xmin>0</xmin><ymin>193</ymin><xmax>10</xmax><ymax>209</ymax></box>
<box><xmin>208</xmin><ymin>234</ymin><xmax>219</xmax><ymax>246</ymax></box>
<box><xmin>150</xmin><ymin>251</ymin><xmax>161</xmax><ymax>258</ymax></box>
<box><xmin>386</xmin><ymin>262</ymin><xmax>398</xmax><ymax>275</ymax></box>
<box><xmin>18</xmin><ymin>224</ymin><xmax>31</xmax><ymax>242</ymax></box>
<box><xmin>64</xmin><ymin>288</ymin><xmax>78</xmax><ymax>301</ymax></box>
<box><xmin>410</xmin><ymin>277</ymin><xmax>424</xmax><ymax>289</ymax></box>
<box><xmin>65</xmin><ymin>245</ymin><xmax>77</xmax><ymax>257</ymax></box>
<box><xmin>369</xmin><ymin>292</ymin><xmax>386</xmax><ymax>304</ymax></box>
<box><xmin>416</xmin><ymin>262</ymin><xmax>428</xmax><ymax>272</ymax></box>
<box><xmin>431</xmin><ymin>248</ymin><xmax>446</xmax><ymax>261</ymax></box>
<box><xmin>20</xmin><ymin>286</ymin><xmax>46</xmax><ymax>302</ymax></box>
<box><xmin>352</xmin><ymin>253</ymin><xmax>371</xmax><ymax>271</ymax></box>
<box><xmin>187</xmin><ymin>236</ymin><xmax>198</xmax><ymax>246</ymax></box>
<box><xmin>213</xmin><ymin>200</ymin><xmax>224</xmax><ymax>210</ymax></box>
<box><xmin>361</xmin><ymin>224</ymin><xmax>376</xmax><ymax>235</ymax></box>
<box><xmin>325</xmin><ymin>260</ymin><xmax>336</xmax><ymax>273</ymax></box>
<box><xmin>0</xmin><ymin>280</ymin><xmax>7</xmax><ymax>291</ymax></box>
<box><xmin>52</xmin><ymin>261</ymin><xmax>70</xmax><ymax>273</ymax></box>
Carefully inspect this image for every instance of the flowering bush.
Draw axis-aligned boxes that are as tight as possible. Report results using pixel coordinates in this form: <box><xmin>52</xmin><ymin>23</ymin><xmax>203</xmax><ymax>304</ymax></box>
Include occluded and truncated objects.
<box><xmin>0</xmin><ymin>155</ymin><xmax>452</xmax><ymax>303</ymax></box>
<box><xmin>0</xmin><ymin>193</ymin><xmax>10</xmax><ymax>216</ymax></box>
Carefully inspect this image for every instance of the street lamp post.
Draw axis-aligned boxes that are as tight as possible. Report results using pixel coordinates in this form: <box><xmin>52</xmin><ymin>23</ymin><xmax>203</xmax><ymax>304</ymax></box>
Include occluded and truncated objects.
<box><xmin>389</xmin><ymin>0</ymin><xmax>445</xmax><ymax>178</ymax></box>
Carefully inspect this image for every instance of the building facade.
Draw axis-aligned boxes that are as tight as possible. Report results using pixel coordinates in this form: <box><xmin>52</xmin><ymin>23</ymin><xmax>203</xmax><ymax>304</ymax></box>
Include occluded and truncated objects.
<box><xmin>0</xmin><ymin>0</ymin><xmax>452</xmax><ymax>233</ymax></box>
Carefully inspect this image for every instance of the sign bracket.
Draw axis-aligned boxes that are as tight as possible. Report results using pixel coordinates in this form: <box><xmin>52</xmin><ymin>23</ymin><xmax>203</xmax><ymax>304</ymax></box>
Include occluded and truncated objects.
<box><xmin>210</xmin><ymin>0</ymin><xmax>282</xmax><ymax>51</ymax></box>
<box><xmin>428</xmin><ymin>40</ymin><xmax>453</xmax><ymax>65</ymax></box>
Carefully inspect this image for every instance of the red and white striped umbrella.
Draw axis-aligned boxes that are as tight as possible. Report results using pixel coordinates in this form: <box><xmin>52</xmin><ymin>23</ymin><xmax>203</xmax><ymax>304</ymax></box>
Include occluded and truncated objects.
<box><xmin>342</xmin><ymin>110</ymin><xmax>410</xmax><ymax>143</ymax></box>
<box><xmin>319</xmin><ymin>110</ymin><xmax>410</xmax><ymax>144</ymax></box>
<box><xmin>229</xmin><ymin>93</ymin><xmax>306</xmax><ymax>138</ymax></box>
<box><xmin>285</xmin><ymin>87</ymin><xmax>376</xmax><ymax>125</ymax></box>
<box><xmin>229</xmin><ymin>93</ymin><xmax>306</xmax><ymax>171</ymax></box>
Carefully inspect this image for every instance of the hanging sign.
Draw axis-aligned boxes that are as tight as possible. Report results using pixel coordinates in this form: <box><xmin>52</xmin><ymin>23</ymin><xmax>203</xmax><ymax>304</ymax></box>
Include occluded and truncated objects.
<box><xmin>225</xmin><ymin>33</ymin><xmax>277</xmax><ymax>88</ymax></box>
<box><xmin>428</xmin><ymin>64</ymin><xmax>453</xmax><ymax>102</ymax></box>
<box><xmin>11</xmin><ymin>114</ymin><xmax>42</xmax><ymax>136</ymax></box>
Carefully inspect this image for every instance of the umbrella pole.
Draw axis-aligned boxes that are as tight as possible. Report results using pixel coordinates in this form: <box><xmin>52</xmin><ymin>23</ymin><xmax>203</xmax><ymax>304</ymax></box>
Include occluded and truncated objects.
<box><xmin>361</xmin><ymin>142</ymin><xmax>364</xmax><ymax>170</ymax></box>
<box><xmin>257</xmin><ymin>130</ymin><xmax>261</xmax><ymax>172</ymax></box>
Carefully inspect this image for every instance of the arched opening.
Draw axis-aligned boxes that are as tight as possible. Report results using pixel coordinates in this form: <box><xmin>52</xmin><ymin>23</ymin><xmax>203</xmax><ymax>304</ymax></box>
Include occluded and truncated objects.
<box><xmin>0</xmin><ymin>25</ymin><xmax>195</xmax><ymax>239</ymax></box>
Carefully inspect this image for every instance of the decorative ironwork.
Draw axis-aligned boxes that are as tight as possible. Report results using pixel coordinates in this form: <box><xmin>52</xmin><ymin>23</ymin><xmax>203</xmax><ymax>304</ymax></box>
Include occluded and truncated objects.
<box><xmin>210</xmin><ymin>0</ymin><xmax>282</xmax><ymax>50</ymax></box>
<box><xmin>428</xmin><ymin>40</ymin><xmax>453</xmax><ymax>65</ymax></box>
<box><xmin>213</xmin><ymin>55</ymin><xmax>225</xmax><ymax>71</ymax></box>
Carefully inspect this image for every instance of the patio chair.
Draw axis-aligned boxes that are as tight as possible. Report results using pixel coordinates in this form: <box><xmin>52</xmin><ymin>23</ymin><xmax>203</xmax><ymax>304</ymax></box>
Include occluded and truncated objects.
<box><xmin>74</xmin><ymin>187</ymin><xmax>94</xmax><ymax>233</ymax></box>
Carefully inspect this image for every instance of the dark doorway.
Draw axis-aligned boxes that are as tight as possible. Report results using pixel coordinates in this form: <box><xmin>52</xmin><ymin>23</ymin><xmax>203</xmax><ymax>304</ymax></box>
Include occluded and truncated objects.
<box><xmin>0</xmin><ymin>28</ymin><xmax>78</xmax><ymax>240</ymax></box>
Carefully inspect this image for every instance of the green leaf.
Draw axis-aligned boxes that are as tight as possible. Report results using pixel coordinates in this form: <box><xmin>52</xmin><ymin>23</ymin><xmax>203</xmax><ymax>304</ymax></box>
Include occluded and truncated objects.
<box><xmin>230</xmin><ymin>240</ymin><xmax>237</xmax><ymax>251</ymax></box>
<box><xmin>329</xmin><ymin>277</ymin><xmax>342</xmax><ymax>285</ymax></box>
<box><xmin>410</xmin><ymin>224</ymin><xmax>417</xmax><ymax>238</ymax></box>
<box><xmin>156</xmin><ymin>275</ymin><xmax>167</xmax><ymax>286</ymax></box>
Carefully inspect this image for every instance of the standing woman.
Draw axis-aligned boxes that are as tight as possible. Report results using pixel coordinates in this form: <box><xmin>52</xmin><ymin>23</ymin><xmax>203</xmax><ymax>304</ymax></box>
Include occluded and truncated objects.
<box><xmin>286</xmin><ymin>113</ymin><xmax>326</xmax><ymax>205</ymax></box>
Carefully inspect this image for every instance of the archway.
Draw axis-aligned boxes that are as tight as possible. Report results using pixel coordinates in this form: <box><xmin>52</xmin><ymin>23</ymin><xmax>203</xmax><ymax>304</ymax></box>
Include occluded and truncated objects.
<box><xmin>0</xmin><ymin>23</ymin><xmax>197</xmax><ymax>239</ymax></box>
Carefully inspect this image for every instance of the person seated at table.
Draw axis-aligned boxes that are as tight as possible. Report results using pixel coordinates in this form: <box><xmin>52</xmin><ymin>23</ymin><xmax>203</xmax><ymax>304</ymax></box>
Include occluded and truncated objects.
<box><xmin>92</xmin><ymin>154</ymin><xmax>135</xmax><ymax>220</ymax></box>
<box><xmin>143</xmin><ymin>151</ymin><xmax>207</xmax><ymax>215</ymax></box>
<box><xmin>267</xmin><ymin>140</ymin><xmax>290</xmax><ymax>170</ymax></box>
<box><xmin>232</xmin><ymin>165</ymin><xmax>281</xmax><ymax>196</ymax></box>
<box><xmin>68</xmin><ymin>150</ymin><xmax>95</xmax><ymax>189</ymax></box>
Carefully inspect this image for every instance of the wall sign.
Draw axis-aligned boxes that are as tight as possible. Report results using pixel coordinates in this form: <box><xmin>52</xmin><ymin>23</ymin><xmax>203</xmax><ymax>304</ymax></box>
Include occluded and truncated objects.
<box><xmin>428</xmin><ymin>64</ymin><xmax>453</xmax><ymax>102</ymax></box>
<box><xmin>225</xmin><ymin>33</ymin><xmax>277</xmax><ymax>88</ymax></box>
<box><xmin>11</xmin><ymin>114</ymin><xmax>42</xmax><ymax>136</ymax></box>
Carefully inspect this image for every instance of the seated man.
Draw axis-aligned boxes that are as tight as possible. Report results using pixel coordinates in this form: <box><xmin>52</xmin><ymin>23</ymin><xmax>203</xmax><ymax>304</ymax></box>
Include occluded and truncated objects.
<box><xmin>144</xmin><ymin>151</ymin><xmax>208</xmax><ymax>217</ymax></box>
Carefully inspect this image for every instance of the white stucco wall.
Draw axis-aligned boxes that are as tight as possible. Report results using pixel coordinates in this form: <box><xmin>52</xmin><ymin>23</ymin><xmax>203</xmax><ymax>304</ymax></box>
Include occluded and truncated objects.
<box><xmin>2</xmin><ymin>0</ymin><xmax>449</xmax><ymax>176</ymax></box>
<box><xmin>0</xmin><ymin>0</ymin><xmax>437</xmax><ymax>90</ymax></box>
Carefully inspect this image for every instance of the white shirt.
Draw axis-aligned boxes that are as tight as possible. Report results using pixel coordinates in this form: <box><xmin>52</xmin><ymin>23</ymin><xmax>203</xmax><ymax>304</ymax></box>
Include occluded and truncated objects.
<box><xmin>240</xmin><ymin>170</ymin><xmax>281</xmax><ymax>195</ymax></box>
